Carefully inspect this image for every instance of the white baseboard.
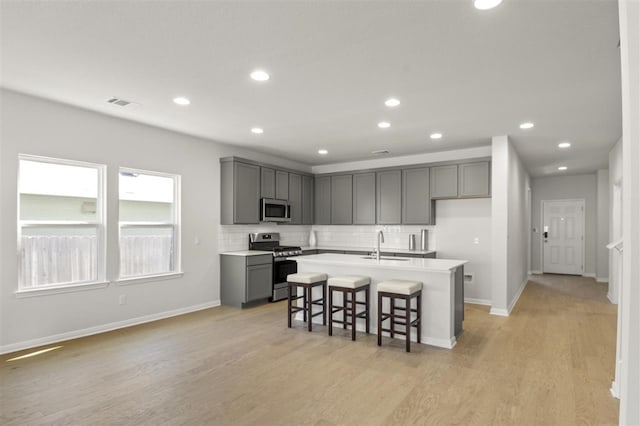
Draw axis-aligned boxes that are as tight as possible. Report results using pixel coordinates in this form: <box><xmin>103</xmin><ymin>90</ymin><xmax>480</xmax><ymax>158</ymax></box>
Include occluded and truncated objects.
<box><xmin>596</xmin><ymin>276</ymin><xmax>609</xmax><ymax>283</ymax></box>
<box><xmin>489</xmin><ymin>307</ymin><xmax>509</xmax><ymax>316</ymax></box>
<box><xmin>607</xmin><ymin>292</ymin><xmax>618</xmax><ymax>304</ymax></box>
<box><xmin>464</xmin><ymin>297</ymin><xmax>492</xmax><ymax>306</ymax></box>
<box><xmin>328</xmin><ymin>322</ymin><xmax>456</xmax><ymax>349</ymax></box>
<box><xmin>530</xmin><ymin>270</ymin><xmax>543</xmax><ymax>275</ymax></box>
<box><xmin>582</xmin><ymin>273</ymin><xmax>596</xmax><ymax>278</ymax></box>
<box><xmin>610</xmin><ymin>380</ymin><xmax>620</xmax><ymax>399</ymax></box>
<box><xmin>507</xmin><ymin>277</ymin><xmax>528</xmax><ymax>314</ymax></box>
<box><xmin>0</xmin><ymin>300</ymin><xmax>221</xmax><ymax>355</ymax></box>
<box><xmin>423</xmin><ymin>336</ymin><xmax>457</xmax><ymax>349</ymax></box>
<box><xmin>489</xmin><ymin>277</ymin><xmax>528</xmax><ymax>317</ymax></box>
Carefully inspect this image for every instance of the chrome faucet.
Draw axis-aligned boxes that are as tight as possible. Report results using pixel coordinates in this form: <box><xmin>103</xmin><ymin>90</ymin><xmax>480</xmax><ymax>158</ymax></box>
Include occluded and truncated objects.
<box><xmin>376</xmin><ymin>230</ymin><xmax>385</xmax><ymax>262</ymax></box>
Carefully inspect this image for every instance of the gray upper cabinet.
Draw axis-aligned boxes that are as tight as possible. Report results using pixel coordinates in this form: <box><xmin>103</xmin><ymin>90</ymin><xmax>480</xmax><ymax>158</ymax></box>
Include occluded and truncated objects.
<box><xmin>353</xmin><ymin>172</ymin><xmax>376</xmax><ymax>225</ymax></box>
<box><xmin>430</xmin><ymin>165</ymin><xmax>458</xmax><ymax>199</ymax></box>
<box><xmin>220</xmin><ymin>159</ymin><xmax>260</xmax><ymax>224</ymax></box>
<box><xmin>261</xmin><ymin>167</ymin><xmax>275</xmax><ymax>199</ymax></box>
<box><xmin>302</xmin><ymin>175</ymin><xmax>314</xmax><ymax>225</ymax></box>
<box><xmin>459</xmin><ymin>162</ymin><xmax>491</xmax><ymax>197</ymax></box>
<box><xmin>402</xmin><ymin>167</ymin><xmax>431</xmax><ymax>224</ymax></box>
<box><xmin>275</xmin><ymin>170</ymin><xmax>289</xmax><ymax>200</ymax></box>
<box><xmin>376</xmin><ymin>170</ymin><xmax>402</xmax><ymax>224</ymax></box>
<box><xmin>315</xmin><ymin>176</ymin><xmax>331</xmax><ymax>225</ymax></box>
<box><xmin>331</xmin><ymin>175</ymin><xmax>353</xmax><ymax>224</ymax></box>
<box><xmin>288</xmin><ymin>173</ymin><xmax>302</xmax><ymax>224</ymax></box>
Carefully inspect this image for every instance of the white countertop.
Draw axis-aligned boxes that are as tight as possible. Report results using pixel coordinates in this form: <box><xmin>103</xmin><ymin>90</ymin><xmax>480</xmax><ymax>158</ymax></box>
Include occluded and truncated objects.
<box><xmin>296</xmin><ymin>253</ymin><xmax>466</xmax><ymax>272</ymax></box>
<box><xmin>301</xmin><ymin>245</ymin><xmax>435</xmax><ymax>255</ymax></box>
<box><xmin>221</xmin><ymin>250</ymin><xmax>272</xmax><ymax>256</ymax></box>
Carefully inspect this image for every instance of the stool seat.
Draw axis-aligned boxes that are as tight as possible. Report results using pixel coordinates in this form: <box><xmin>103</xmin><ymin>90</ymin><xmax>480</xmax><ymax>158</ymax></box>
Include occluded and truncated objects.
<box><xmin>377</xmin><ymin>279</ymin><xmax>423</xmax><ymax>295</ymax></box>
<box><xmin>287</xmin><ymin>272</ymin><xmax>328</xmax><ymax>284</ymax></box>
<box><xmin>328</xmin><ymin>275</ymin><xmax>370</xmax><ymax>289</ymax></box>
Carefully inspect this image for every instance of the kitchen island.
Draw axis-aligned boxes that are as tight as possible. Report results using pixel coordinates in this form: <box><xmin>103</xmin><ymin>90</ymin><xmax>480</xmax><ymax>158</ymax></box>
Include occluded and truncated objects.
<box><xmin>295</xmin><ymin>253</ymin><xmax>467</xmax><ymax>349</ymax></box>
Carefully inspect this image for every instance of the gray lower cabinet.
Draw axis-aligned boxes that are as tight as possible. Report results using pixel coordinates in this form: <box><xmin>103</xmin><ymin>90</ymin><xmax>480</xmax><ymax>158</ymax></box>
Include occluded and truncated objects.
<box><xmin>315</xmin><ymin>176</ymin><xmax>331</xmax><ymax>224</ymax></box>
<box><xmin>430</xmin><ymin>165</ymin><xmax>458</xmax><ymax>199</ymax></box>
<box><xmin>261</xmin><ymin>167</ymin><xmax>275</xmax><ymax>199</ymax></box>
<box><xmin>276</xmin><ymin>170</ymin><xmax>289</xmax><ymax>200</ymax></box>
<box><xmin>220</xmin><ymin>254</ymin><xmax>273</xmax><ymax>308</ymax></box>
<box><xmin>302</xmin><ymin>175</ymin><xmax>314</xmax><ymax>225</ymax></box>
<box><xmin>288</xmin><ymin>173</ymin><xmax>302</xmax><ymax>224</ymax></box>
<box><xmin>221</xmin><ymin>159</ymin><xmax>260</xmax><ymax>224</ymax></box>
<box><xmin>331</xmin><ymin>174</ymin><xmax>353</xmax><ymax>224</ymax></box>
<box><xmin>458</xmin><ymin>162</ymin><xmax>491</xmax><ymax>197</ymax></box>
<box><xmin>376</xmin><ymin>170</ymin><xmax>402</xmax><ymax>224</ymax></box>
<box><xmin>402</xmin><ymin>167</ymin><xmax>431</xmax><ymax>224</ymax></box>
<box><xmin>353</xmin><ymin>172</ymin><xmax>376</xmax><ymax>224</ymax></box>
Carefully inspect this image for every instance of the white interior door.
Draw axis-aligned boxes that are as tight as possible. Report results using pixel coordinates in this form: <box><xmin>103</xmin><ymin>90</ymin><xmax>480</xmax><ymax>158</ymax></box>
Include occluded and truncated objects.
<box><xmin>542</xmin><ymin>199</ymin><xmax>584</xmax><ymax>275</ymax></box>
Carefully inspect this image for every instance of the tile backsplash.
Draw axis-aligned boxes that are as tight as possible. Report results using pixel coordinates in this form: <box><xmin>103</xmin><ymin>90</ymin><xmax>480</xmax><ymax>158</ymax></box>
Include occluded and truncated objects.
<box><xmin>219</xmin><ymin>224</ymin><xmax>437</xmax><ymax>252</ymax></box>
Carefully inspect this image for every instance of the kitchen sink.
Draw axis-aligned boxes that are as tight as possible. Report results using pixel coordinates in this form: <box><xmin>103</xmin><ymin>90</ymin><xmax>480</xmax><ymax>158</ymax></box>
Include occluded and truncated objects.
<box><xmin>361</xmin><ymin>256</ymin><xmax>410</xmax><ymax>261</ymax></box>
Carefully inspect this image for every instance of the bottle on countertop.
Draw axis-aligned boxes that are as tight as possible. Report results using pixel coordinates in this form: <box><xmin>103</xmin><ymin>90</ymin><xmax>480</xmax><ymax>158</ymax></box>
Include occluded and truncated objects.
<box><xmin>409</xmin><ymin>234</ymin><xmax>416</xmax><ymax>251</ymax></box>
<box><xmin>420</xmin><ymin>229</ymin><xmax>428</xmax><ymax>251</ymax></box>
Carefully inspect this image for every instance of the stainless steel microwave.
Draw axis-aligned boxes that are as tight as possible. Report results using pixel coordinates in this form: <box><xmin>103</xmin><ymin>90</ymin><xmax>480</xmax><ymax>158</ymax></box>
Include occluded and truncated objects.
<box><xmin>260</xmin><ymin>198</ymin><xmax>291</xmax><ymax>222</ymax></box>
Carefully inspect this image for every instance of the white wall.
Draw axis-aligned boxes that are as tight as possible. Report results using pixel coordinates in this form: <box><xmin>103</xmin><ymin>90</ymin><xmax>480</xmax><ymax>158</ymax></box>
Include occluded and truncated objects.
<box><xmin>530</xmin><ymin>174</ymin><xmax>597</xmax><ymax>276</ymax></box>
<box><xmin>617</xmin><ymin>0</ymin><xmax>640</xmax><ymax>423</ymax></box>
<box><xmin>0</xmin><ymin>89</ymin><xmax>309</xmax><ymax>353</ymax></box>
<box><xmin>609</xmin><ymin>139</ymin><xmax>622</xmax><ymax>304</ymax></box>
<box><xmin>596</xmin><ymin>169</ymin><xmax>610</xmax><ymax>283</ymax></box>
<box><xmin>435</xmin><ymin>199</ymin><xmax>492</xmax><ymax>304</ymax></box>
<box><xmin>490</xmin><ymin>135</ymin><xmax>530</xmax><ymax>315</ymax></box>
<box><xmin>507</xmin><ymin>141</ymin><xmax>531</xmax><ymax>307</ymax></box>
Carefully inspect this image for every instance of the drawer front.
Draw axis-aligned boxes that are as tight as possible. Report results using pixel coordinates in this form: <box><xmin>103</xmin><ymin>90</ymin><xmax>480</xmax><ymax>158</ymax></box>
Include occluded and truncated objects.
<box><xmin>246</xmin><ymin>254</ymin><xmax>273</xmax><ymax>266</ymax></box>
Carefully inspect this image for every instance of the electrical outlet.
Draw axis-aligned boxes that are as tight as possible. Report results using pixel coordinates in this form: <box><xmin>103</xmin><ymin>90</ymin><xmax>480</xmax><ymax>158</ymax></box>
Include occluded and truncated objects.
<box><xmin>118</xmin><ymin>294</ymin><xmax>127</xmax><ymax>305</ymax></box>
<box><xmin>473</xmin><ymin>237</ymin><xmax>480</xmax><ymax>245</ymax></box>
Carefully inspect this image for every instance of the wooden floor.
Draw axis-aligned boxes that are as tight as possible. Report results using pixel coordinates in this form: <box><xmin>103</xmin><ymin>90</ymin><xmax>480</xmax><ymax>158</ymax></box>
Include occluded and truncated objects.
<box><xmin>1</xmin><ymin>274</ymin><xmax>619</xmax><ymax>425</ymax></box>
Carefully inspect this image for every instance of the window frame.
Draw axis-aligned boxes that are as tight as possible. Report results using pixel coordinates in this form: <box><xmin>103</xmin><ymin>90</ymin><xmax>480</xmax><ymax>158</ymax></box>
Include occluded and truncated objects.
<box><xmin>16</xmin><ymin>154</ymin><xmax>107</xmax><ymax>295</ymax></box>
<box><xmin>116</xmin><ymin>167</ymin><xmax>182</xmax><ymax>283</ymax></box>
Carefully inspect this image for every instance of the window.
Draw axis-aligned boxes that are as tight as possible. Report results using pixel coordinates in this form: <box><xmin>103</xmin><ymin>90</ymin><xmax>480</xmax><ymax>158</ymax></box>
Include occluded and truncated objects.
<box><xmin>118</xmin><ymin>169</ymin><xmax>181</xmax><ymax>279</ymax></box>
<box><xmin>18</xmin><ymin>155</ymin><xmax>106</xmax><ymax>291</ymax></box>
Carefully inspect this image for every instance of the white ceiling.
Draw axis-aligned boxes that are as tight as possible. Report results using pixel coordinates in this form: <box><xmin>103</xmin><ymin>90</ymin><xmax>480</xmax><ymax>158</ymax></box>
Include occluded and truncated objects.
<box><xmin>0</xmin><ymin>0</ymin><xmax>621</xmax><ymax>176</ymax></box>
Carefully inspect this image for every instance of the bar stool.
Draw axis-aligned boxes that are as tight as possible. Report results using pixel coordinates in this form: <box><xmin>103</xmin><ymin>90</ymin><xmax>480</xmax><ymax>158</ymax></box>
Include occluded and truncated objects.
<box><xmin>287</xmin><ymin>272</ymin><xmax>328</xmax><ymax>332</ymax></box>
<box><xmin>327</xmin><ymin>275</ymin><xmax>370</xmax><ymax>341</ymax></box>
<box><xmin>377</xmin><ymin>280</ymin><xmax>423</xmax><ymax>352</ymax></box>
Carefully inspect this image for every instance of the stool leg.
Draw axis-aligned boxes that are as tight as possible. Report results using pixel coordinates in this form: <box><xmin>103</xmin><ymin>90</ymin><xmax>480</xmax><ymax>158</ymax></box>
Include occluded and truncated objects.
<box><xmin>342</xmin><ymin>289</ymin><xmax>347</xmax><ymax>329</ymax></box>
<box><xmin>365</xmin><ymin>285</ymin><xmax>370</xmax><ymax>334</ymax></box>
<box><xmin>322</xmin><ymin>283</ymin><xmax>327</xmax><ymax>326</ymax></box>
<box><xmin>377</xmin><ymin>293</ymin><xmax>382</xmax><ymax>346</ymax></box>
<box><xmin>351</xmin><ymin>289</ymin><xmax>356</xmax><ymax>341</ymax></box>
<box><xmin>307</xmin><ymin>286</ymin><xmax>313</xmax><ymax>332</ymax></box>
<box><xmin>417</xmin><ymin>292</ymin><xmax>422</xmax><ymax>344</ymax></box>
<box><xmin>390</xmin><ymin>297</ymin><xmax>395</xmax><ymax>338</ymax></box>
<box><xmin>328</xmin><ymin>287</ymin><xmax>333</xmax><ymax>336</ymax></box>
<box><xmin>405</xmin><ymin>295</ymin><xmax>411</xmax><ymax>353</ymax></box>
<box><xmin>302</xmin><ymin>287</ymin><xmax>307</xmax><ymax>323</ymax></box>
<box><xmin>287</xmin><ymin>282</ymin><xmax>292</xmax><ymax>328</ymax></box>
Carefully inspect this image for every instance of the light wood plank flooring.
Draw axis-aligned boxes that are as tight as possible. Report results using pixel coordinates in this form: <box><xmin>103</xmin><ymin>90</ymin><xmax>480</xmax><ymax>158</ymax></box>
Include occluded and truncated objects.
<box><xmin>1</xmin><ymin>274</ymin><xmax>619</xmax><ymax>425</ymax></box>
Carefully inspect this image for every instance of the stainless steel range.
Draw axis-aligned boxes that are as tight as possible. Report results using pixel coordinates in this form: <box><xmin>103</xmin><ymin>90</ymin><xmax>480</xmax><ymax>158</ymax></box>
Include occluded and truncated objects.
<box><xmin>248</xmin><ymin>233</ymin><xmax>302</xmax><ymax>302</ymax></box>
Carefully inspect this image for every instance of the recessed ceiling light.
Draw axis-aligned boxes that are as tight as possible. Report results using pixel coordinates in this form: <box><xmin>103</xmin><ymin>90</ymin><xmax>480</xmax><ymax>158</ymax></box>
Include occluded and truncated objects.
<box><xmin>558</xmin><ymin>142</ymin><xmax>571</xmax><ymax>148</ymax></box>
<box><xmin>378</xmin><ymin>121</ymin><xmax>391</xmax><ymax>129</ymax></box>
<box><xmin>558</xmin><ymin>166</ymin><xmax>568</xmax><ymax>171</ymax></box>
<box><xmin>250</xmin><ymin>70</ymin><xmax>270</xmax><ymax>81</ymax></box>
<box><xmin>318</xmin><ymin>149</ymin><xmax>328</xmax><ymax>155</ymax></box>
<box><xmin>474</xmin><ymin>0</ymin><xmax>503</xmax><ymax>10</ymax></box>
<box><xmin>173</xmin><ymin>97</ymin><xmax>190</xmax><ymax>106</ymax></box>
<box><xmin>519</xmin><ymin>122</ymin><xmax>534</xmax><ymax>129</ymax></box>
<box><xmin>430</xmin><ymin>132</ymin><xmax>443</xmax><ymax>140</ymax></box>
<box><xmin>385</xmin><ymin>98</ymin><xmax>400</xmax><ymax>107</ymax></box>
<box><xmin>251</xmin><ymin>127</ymin><xmax>263</xmax><ymax>134</ymax></box>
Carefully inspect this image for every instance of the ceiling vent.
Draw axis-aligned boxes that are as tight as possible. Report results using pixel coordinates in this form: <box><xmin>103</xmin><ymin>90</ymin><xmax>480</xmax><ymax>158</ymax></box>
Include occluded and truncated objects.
<box><xmin>372</xmin><ymin>149</ymin><xmax>390</xmax><ymax>155</ymax></box>
<box><xmin>106</xmin><ymin>97</ymin><xmax>139</xmax><ymax>109</ymax></box>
